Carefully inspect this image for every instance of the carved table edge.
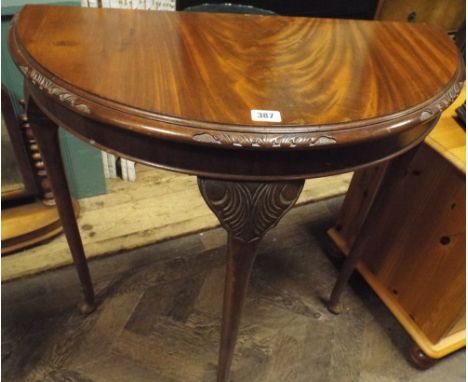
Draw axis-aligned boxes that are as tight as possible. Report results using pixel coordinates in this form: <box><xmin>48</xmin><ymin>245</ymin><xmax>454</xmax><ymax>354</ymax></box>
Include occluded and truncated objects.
<box><xmin>9</xmin><ymin>12</ymin><xmax>466</xmax><ymax>150</ymax></box>
<box><xmin>19</xmin><ymin>66</ymin><xmax>91</xmax><ymax>114</ymax></box>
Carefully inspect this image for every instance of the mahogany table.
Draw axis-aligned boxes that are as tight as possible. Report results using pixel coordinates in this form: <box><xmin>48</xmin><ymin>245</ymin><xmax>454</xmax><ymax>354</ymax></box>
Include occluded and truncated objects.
<box><xmin>9</xmin><ymin>5</ymin><xmax>464</xmax><ymax>381</ymax></box>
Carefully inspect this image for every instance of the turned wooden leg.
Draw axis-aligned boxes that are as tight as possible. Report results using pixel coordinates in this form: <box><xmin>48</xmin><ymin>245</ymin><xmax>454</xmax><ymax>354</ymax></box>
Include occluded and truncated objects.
<box><xmin>327</xmin><ymin>145</ymin><xmax>422</xmax><ymax>314</ymax></box>
<box><xmin>198</xmin><ymin>178</ymin><xmax>304</xmax><ymax>382</ymax></box>
<box><xmin>27</xmin><ymin>99</ymin><xmax>95</xmax><ymax>314</ymax></box>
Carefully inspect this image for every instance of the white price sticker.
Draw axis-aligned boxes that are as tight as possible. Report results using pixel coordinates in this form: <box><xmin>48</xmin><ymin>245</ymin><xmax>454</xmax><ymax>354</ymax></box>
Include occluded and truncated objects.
<box><xmin>251</xmin><ymin>109</ymin><xmax>282</xmax><ymax>122</ymax></box>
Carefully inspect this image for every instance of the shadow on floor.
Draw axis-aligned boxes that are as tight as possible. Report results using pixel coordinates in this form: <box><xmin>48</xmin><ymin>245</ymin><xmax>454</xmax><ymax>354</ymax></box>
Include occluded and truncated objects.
<box><xmin>2</xmin><ymin>196</ymin><xmax>465</xmax><ymax>382</ymax></box>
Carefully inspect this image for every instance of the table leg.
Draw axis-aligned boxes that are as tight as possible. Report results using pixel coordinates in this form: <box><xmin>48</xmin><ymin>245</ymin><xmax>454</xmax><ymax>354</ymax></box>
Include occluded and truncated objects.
<box><xmin>27</xmin><ymin>99</ymin><xmax>96</xmax><ymax>314</ymax></box>
<box><xmin>327</xmin><ymin>146</ymin><xmax>421</xmax><ymax>314</ymax></box>
<box><xmin>198</xmin><ymin>178</ymin><xmax>304</xmax><ymax>382</ymax></box>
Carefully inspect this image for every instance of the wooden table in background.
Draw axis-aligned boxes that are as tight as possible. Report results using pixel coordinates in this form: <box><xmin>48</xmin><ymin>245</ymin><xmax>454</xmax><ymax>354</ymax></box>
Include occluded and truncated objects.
<box><xmin>9</xmin><ymin>5</ymin><xmax>464</xmax><ymax>381</ymax></box>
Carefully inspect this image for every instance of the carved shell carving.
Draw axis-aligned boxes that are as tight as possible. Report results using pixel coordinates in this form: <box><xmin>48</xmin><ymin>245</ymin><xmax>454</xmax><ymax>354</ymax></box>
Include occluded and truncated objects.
<box><xmin>193</xmin><ymin>132</ymin><xmax>336</xmax><ymax>148</ymax></box>
<box><xmin>420</xmin><ymin>81</ymin><xmax>464</xmax><ymax>121</ymax></box>
<box><xmin>198</xmin><ymin>178</ymin><xmax>304</xmax><ymax>243</ymax></box>
<box><xmin>19</xmin><ymin>66</ymin><xmax>91</xmax><ymax>114</ymax></box>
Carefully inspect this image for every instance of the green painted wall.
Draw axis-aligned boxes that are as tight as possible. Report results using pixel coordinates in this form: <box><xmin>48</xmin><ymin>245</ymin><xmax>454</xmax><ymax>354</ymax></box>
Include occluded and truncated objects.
<box><xmin>1</xmin><ymin>2</ymin><xmax>107</xmax><ymax>198</ymax></box>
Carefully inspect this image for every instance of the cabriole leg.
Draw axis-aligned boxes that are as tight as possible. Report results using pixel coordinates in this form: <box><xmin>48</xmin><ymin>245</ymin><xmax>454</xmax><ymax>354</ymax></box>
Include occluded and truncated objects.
<box><xmin>198</xmin><ymin>178</ymin><xmax>304</xmax><ymax>382</ymax></box>
<box><xmin>27</xmin><ymin>98</ymin><xmax>95</xmax><ymax>314</ymax></box>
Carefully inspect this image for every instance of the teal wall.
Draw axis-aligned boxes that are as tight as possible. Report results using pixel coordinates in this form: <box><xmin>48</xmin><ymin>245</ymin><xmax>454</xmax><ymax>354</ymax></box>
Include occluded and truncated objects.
<box><xmin>1</xmin><ymin>2</ymin><xmax>107</xmax><ymax>199</ymax></box>
<box><xmin>2</xmin><ymin>0</ymin><xmax>78</xmax><ymax>10</ymax></box>
<box><xmin>2</xmin><ymin>0</ymin><xmax>78</xmax><ymax>20</ymax></box>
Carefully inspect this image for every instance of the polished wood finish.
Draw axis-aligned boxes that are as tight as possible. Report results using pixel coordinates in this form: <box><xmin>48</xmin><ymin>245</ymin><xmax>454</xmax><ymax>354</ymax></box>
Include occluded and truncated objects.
<box><xmin>426</xmin><ymin>86</ymin><xmax>466</xmax><ymax>173</ymax></box>
<box><xmin>2</xmin><ymin>86</ymin><xmax>56</xmax><ymax>206</ymax></box>
<box><xmin>1</xmin><ymin>199</ymin><xmax>79</xmax><ymax>255</ymax></box>
<box><xmin>214</xmin><ymin>236</ymin><xmax>259</xmax><ymax>382</ymax></box>
<box><xmin>9</xmin><ymin>5</ymin><xmax>464</xmax><ymax>380</ymax></box>
<box><xmin>18</xmin><ymin>110</ymin><xmax>56</xmax><ymax>206</ymax></box>
<box><xmin>9</xmin><ymin>5</ymin><xmax>464</xmax><ymax>178</ymax></box>
<box><xmin>375</xmin><ymin>0</ymin><xmax>465</xmax><ymax>32</ymax></box>
<box><xmin>327</xmin><ymin>94</ymin><xmax>466</xmax><ymax>361</ymax></box>
<box><xmin>11</xmin><ymin>6</ymin><xmax>462</xmax><ymax>130</ymax></box>
<box><xmin>26</xmin><ymin>97</ymin><xmax>95</xmax><ymax>315</ymax></box>
<box><xmin>1</xmin><ymin>85</ymin><xmax>71</xmax><ymax>254</ymax></box>
<box><xmin>199</xmin><ymin>179</ymin><xmax>304</xmax><ymax>381</ymax></box>
<box><xmin>330</xmin><ymin>226</ymin><xmax>466</xmax><ymax>360</ymax></box>
<box><xmin>327</xmin><ymin>141</ymin><xmax>425</xmax><ymax>314</ymax></box>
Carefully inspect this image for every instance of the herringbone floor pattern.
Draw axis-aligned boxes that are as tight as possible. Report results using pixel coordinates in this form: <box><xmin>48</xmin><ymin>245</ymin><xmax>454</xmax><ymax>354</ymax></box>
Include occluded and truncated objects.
<box><xmin>2</xmin><ymin>197</ymin><xmax>465</xmax><ymax>382</ymax></box>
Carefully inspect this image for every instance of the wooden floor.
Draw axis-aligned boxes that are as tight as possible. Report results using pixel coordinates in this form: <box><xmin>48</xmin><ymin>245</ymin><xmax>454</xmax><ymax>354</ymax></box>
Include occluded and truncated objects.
<box><xmin>2</xmin><ymin>165</ymin><xmax>352</xmax><ymax>281</ymax></box>
<box><xmin>2</xmin><ymin>196</ymin><xmax>465</xmax><ymax>382</ymax></box>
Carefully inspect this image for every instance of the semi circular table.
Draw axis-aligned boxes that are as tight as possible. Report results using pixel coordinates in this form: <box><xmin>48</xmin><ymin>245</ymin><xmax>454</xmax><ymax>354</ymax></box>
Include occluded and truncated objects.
<box><xmin>9</xmin><ymin>5</ymin><xmax>464</xmax><ymax>381</ymax></box>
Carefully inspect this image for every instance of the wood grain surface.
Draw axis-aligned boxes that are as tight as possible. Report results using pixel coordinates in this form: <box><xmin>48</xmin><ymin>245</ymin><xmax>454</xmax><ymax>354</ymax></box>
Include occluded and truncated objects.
<box><xmin>375</xmin><ymin>0</ymin><xmax>465</xmax><ymax>32</ymax></box>
<box><xmin>9</xmin><ymin>5</ymin><xmax>465</xmax><ymax>182</ymax></box>
<box><xmin>426</xmin><ymin>85</ymin><xmax>466</xmax><ymax>173</ymax></box>
<box><xmin>326</xmin><ymin>89</ymin><xmax>467</xmax><ymax>360</ymax></box>
<box><xmin>8</xmin><ymin>6</ymin><xmax>466</xmax><ymax>381</ymax></box>
<box><xmin>2</xmin><ymin>200</ymin><xmax>66</xmax><ymax>254</ymax></box>
<box><xmin>9</xmin><ymin>5</ymin><xmax>464</xmax><ymax>149</ymax></box>
<box><xmin>329</xmin><ymin>143</ymin><xmax>466</xmax><ymax>359</ymax></box>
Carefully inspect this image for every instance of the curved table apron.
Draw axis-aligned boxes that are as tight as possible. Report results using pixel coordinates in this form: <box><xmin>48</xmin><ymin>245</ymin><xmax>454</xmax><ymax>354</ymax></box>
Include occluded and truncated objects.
<box><xmin>9</xmin><ymin>5</ymin><xmax>465</xmax><ymax>382</ymax></box>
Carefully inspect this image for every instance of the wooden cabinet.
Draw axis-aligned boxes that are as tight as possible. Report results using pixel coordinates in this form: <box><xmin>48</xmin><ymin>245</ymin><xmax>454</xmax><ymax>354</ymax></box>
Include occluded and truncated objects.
<box><xmin>328</xmin><ymin>89</ymin><xmax>466</xmax><ymax>363</ymax></box>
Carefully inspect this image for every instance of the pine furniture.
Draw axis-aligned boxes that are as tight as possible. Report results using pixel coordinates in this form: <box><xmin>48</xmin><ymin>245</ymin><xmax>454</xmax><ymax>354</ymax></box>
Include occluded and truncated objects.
<box><xmin>328</xmin><ymin>87</ymin><xmax>466</xmax><ymax>367</ymax></box>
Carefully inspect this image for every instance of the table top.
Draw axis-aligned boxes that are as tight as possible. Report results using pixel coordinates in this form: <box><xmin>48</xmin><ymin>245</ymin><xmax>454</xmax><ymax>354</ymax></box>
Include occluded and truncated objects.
<box><xmin>10</xmin><ymin>5</ymin><xmax>464</xmax><ymax>151</ymax></box>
